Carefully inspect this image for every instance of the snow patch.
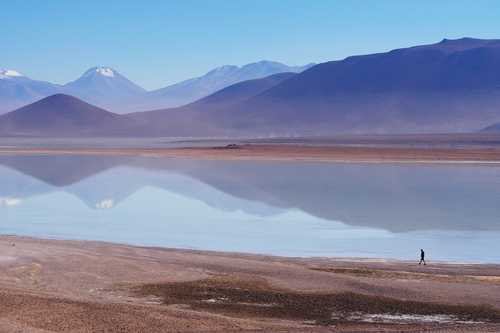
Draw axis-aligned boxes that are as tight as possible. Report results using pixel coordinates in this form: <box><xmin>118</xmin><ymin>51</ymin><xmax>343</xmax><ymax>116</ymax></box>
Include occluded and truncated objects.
<box><xmin>339</xmin><ymin>312</ymin><xmax>483</xmax><ymax>324</ymax></box>
<box><xmin>202</xmin><ymin>297</ymin><xmax>229</xmax><ymax>303</ymax></box>
<box><xmin>0</xmin><ymin>69</ymin><xmax>24</xmax><ymax>79</ymax></box>
<box><xmin>95</xmin><ymin>67</ymin><xmax>115</xmax><ymax>77</ymax></box>
<box><xmin>83</xmin><ymin>67</ymin><xmax>115</xmax><ymax>78</ymax></box>
<box><xmin>95</xmin><ymin>199</ymin><xmax>114</xmax><ymax>209</ymax></box>
<box><xmin>0</xmin><ymin>197</ymin><xmax>22</xmax><ymax>207</ymax></box>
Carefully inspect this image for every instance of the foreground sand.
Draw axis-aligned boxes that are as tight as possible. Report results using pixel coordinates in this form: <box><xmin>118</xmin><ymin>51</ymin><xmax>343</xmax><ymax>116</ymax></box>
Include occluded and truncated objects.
<box><xmin>0</xmin><ymin>236</ymin><xmax>499</xmax><ymax>332</ymax></box>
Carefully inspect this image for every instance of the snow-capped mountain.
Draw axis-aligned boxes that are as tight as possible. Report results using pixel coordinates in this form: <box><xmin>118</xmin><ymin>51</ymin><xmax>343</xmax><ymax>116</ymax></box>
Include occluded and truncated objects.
<box><xmin>142</xmin><ymin>60</ymin><xmax>315</xmax><ymax>110</ymax></box>
<box><xmin>63</xmin><ymin>66</ymin><xmax>147</xmax><ymax>112</ymax></box>
<box><xmin>0</xmin><ymin>61</ymin><xmax>315</xmax><ymax>114</ymax></box>
<box><xmin>0</xmin><ymin>69</ymin><xmax>61</xmax><ymax>114</ymax></box>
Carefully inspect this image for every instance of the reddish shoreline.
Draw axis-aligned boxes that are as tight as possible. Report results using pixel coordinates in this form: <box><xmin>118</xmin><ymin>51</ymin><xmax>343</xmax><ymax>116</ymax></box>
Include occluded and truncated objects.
<box><xmin>1</xmin><ymin>144</ymin><xmax>500</xmax><ymax>163</ymax></box>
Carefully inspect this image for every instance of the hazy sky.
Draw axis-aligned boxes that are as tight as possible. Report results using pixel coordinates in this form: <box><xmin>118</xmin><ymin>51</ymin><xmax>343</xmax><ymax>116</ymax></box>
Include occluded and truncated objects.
<box><xmin>3</xmin><ymin>0</ymin><xmax>500</xmax><ymax>89</ymax></box>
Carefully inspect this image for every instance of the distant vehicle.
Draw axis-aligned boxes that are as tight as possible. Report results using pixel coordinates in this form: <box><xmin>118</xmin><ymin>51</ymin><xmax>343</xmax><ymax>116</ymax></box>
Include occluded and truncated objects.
<box><xmin>213</xmin><ymin>144</ymin><xmax>241</xmax><ymax>150</ymax></box>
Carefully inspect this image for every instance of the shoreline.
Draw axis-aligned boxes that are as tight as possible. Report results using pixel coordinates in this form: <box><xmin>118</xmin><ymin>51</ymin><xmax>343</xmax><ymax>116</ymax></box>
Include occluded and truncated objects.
<box><xmin>1</xmin><ymin>144</ymin><xmax>500</xmax><ymax>164</ymax></box>
<box><xmin>2</xmin><ymin>233</ymin><xmax>496</xmax><ymax>265</ymax></box>
<box><xmin>1</xmin><ymin>235</ymin><xmax>499</xmax><ymax>332</ymax></box>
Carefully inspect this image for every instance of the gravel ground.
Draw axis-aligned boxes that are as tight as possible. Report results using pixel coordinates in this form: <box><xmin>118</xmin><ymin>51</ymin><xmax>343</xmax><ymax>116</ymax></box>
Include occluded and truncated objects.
<box><xmin>0</xmin><ymin>235</ymin><xmax>499</xmax><ymax>332</ymax></box>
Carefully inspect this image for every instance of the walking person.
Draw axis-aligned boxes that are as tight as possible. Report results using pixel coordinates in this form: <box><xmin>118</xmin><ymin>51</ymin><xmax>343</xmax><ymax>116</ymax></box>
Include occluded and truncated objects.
<box><xmin>419</xmin><ymin>249</ymin><xmax>426</xmax><ymax>265</ymax></box>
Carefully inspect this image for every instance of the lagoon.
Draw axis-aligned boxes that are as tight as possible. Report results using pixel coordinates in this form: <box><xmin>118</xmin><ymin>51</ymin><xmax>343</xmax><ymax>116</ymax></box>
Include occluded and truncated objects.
<box><xmin>1</xmin><ymin>154</ymin><xmax>499</xmax><ymax>262</ymax></box>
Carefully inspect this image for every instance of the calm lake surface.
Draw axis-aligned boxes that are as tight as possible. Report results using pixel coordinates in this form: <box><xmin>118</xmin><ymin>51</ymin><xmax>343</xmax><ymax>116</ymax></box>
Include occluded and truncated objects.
<box><xmin>1</xmin><ymin>154</ymin><xmax>499</xmax><ymax>262</ymax></box>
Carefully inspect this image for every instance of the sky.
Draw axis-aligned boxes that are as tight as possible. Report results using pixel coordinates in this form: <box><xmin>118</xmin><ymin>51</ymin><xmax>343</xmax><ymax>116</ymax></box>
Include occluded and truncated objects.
<box><xmin>3</xmin><ymin>0</ymin><xmax>500</xmax><ymax>90</ymax></box>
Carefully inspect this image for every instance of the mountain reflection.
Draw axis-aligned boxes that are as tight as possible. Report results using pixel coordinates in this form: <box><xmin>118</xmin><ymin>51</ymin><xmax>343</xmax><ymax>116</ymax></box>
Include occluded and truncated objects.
<box><xmin>0</xmin><ymin>154</ymin><xmax>499</xmax><ymax>232</ymax></box>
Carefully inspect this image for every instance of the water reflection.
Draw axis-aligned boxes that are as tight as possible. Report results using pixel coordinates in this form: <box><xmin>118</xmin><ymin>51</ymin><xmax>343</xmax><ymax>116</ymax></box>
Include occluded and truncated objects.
<box><xmin>0</xmin><ymin>154</ymin><xmax>499</xmax><ymax>261</ymax></box>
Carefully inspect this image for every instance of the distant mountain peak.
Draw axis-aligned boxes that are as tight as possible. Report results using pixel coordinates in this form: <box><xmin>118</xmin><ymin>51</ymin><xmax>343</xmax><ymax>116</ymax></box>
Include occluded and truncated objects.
<box><xmin>205</xmin><ymin>61</ymin><xmax>314</xmax><ymax>76</ymax></box>
<box><xmin>248</xmin><ymin>60</ymin><xmax>282</xmax><ymax>66</ymax></box>
<box><xmin>144</xmin><ymin>60</ymin><xmax>316</xmax><ymax>110</ymax></box>
<box><xmin>440</xmin><ymin>37</ymin><xmax>481</xmax><ymax>43</ymax></box>
<box><xmin>0</xmin><ymin>93</ymin><xmax>139</xmax><ymax>137</ymax></box>
<box><xmin>62</xmin><ymin>67</ymin><xmax>146</xmax><ymax>111</ymax></box>
<box><xmin>205</xmin><ymin>65</ymin><xmax>238</xmax><ymax>77</ymax></box>
<box><xmin>82</xmin><ymin>66</ymin><xmax>116</xmax><ymax>78</ymax></box>
<box><xmin>14</xmin><ymin>93</ymin><xmax>106</xmax><ymax>113</ymax></box>
<box><xmin>39</xmin><ymin>93</ymin><xmax>81</xmax><ymax>102</ymax></box>
<box><xmin>0</xmin><ymin>69</ymin><xmax>24</xmax><ymax>79</ymax></box>
<box><xmin>430</xmin><ymin>37</ymin><xmax>500</xmax><ymax>51</ymax></box>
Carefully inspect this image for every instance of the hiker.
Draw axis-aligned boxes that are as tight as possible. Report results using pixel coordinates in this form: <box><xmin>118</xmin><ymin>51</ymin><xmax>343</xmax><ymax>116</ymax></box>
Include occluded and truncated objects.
<box><xmin>419</xmin><ymin>249</ymin><xmax>426</xmax><ymax>265</ymax></box>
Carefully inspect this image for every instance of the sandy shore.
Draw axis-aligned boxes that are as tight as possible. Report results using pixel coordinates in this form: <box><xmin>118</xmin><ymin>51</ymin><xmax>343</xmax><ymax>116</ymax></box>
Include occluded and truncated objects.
<box><xmin>0</xmin><ymin>235</ymin><xmax>499</xmax><ymax>332</ymax></box>
<box><xmin>1</xmin><ymin>144</ymin><xmax>500</xmax><ymax>164</ymax></box>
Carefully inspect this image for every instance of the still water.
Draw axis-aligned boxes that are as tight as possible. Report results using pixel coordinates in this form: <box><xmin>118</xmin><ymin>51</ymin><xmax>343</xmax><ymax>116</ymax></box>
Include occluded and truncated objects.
<box><xmin>0</xmin><ymin>154</ymin><xmax>499</xmax><ymax>262</ymax></box>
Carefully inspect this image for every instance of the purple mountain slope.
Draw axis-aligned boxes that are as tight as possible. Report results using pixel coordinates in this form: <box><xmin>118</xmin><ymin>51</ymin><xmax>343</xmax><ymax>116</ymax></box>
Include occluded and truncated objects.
<box><xmin>205</xmin><ymin>38</ymin><xmax>500</xmax><ymax>136</ymax></box>
<box><xmin>131</xmin><ymin>72</ymin><xmax>297</xmax><ymax>136</ymax></box>
<box><xmin>189</xmin><ymin>72</ymin><xmax>297</xmax><ymax>108</ymax></box>
<box><xmin>137</xmin><ymin>61</ymin><xmax>314</xmax><ymax>111</ymax></box>
<box><xmin>130</xmin><ymin>38</ymin><xmax>500</xmax><ymax>136</ymax></box>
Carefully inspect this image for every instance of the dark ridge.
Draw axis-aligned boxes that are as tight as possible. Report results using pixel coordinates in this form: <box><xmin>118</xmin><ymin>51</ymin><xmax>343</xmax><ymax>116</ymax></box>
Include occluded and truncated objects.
<box><xmin>0</xmin><ymin>94</ymin><xmax>139</xmax><ymax>137</ymax></box>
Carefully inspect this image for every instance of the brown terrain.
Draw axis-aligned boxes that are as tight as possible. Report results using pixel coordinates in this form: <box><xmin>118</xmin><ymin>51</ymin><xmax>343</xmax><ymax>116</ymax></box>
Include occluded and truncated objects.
<box><xmin>1</xmin><ymin>143</ymin><xmax>500</xmax><ymax>164</ymax></box>
<box><xmin>0</xmin><ymin>236</ymin><xmax>499</xmax><ymax>332</ymax></box>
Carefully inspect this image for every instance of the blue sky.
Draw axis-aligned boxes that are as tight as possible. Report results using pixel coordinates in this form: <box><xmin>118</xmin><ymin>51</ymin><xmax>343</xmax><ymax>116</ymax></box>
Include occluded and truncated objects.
<box><xmin>3</xmin><ymin>0</ymin><xmax>500</xmax><ymax>89</ymax></box>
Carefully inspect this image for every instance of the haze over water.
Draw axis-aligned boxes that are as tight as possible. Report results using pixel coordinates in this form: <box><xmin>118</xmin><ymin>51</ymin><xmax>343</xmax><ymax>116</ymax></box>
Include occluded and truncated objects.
<box><xmin>1</xmin><ymin>154</ymin><xmax>499</xmax><ymax>263</ymax></box>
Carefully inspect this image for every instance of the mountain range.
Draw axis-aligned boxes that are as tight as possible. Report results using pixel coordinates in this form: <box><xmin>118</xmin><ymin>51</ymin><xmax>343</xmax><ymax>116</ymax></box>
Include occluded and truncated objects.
<box><xmin>206</xmin><ymin>37</ymin><xmax>500</xmax><ymax>136</ymax></box>
<box><xmin>124</xmin><ymin>37</ymin><xmax>500</xmax><ymax>137</ymax></box>
<box><xmin>142</xmin><ymin>61</ymin><xmax>314</xmax><ymax>111</ymax></box>
<box><xmin>0</xmin><ymin>61</ymin><xmax>313</xmax><ymax>114</ymax></box>
<box><xmin>0</xmin><ymin>71</ymin><xmax>297</xmax><ymax>137</ymax></box>
<box><xmin>2</xmin><ymin>37</ymin><xmax>500</xmax><ymax>137</ymax></box>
